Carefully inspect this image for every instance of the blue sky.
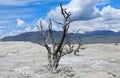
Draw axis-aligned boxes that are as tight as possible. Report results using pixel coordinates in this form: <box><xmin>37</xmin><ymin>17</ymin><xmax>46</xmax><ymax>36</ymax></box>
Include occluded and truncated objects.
<box><xmin>0</xmin><ymin>0</ymin><xmax>120</xmax><ymax>38</ymax></box>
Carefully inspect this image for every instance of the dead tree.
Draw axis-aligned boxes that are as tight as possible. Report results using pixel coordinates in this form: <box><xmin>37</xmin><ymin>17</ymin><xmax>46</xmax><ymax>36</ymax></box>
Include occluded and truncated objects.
<box><xmin>37</xmin><ymin>4</ymin><xmax>82</xmax><ymax>73</ymax></box>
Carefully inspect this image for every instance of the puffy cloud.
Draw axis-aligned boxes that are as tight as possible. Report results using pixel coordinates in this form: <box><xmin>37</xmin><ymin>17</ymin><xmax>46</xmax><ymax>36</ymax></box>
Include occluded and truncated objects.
<box><xmin>46</xmin><ymin>0</ymin><xmax>120</xmax><ymax>33</ymax></box>
<box><xmin>2</xmin><ymin>30</ymin><xmax>23</xmax><ymax>38</ymax></box>
<box><xmin>65</xmin><ymin>0</ymin><xmax>101</xmax><ymax>21</ymax></box>
<box><xmin>2</xmin><ymin>0</ymin><xmax>119</xmax><ymax>38</ymax></box>
<box><xmin>35</xmin><ymin>18</ymin><xmax>62</xmax><ymax>31</ymax></box>
<box><xmin>99</xmin><ymin>6</ymin><xmax>120</xmax><ymax>32</ymax></box>
<box><xmin>32</xmin><ymin>27</ymin><xmax>38</xmax><ymax>31</ymax></box>
<box><xmin>17</xmin><ymin>18</ymin><xmax>25</xmax><ymax>27</ymax></box>
<box><xmin>47</xmin><ymin>0</ymin><xmax>101</xmax><ymax>32</ymax></box>
<box><xmin>69</xmin><ymin>5</ymin><xmax>120</xmax><ymax>33</ymax></box>
<box><xmin>101</xmin><ymin>6</ymin><xmax>120</xmax><ymax>21</ymax></box>
<box><xmin>47</xmin><ymin>0</ymin><xmax>101</xmax><ymax>22</ymax></box>
<box><xmin>25</xmin><ymin>26</ymin><xmax>32</xmax><ymax>32</ymax></box>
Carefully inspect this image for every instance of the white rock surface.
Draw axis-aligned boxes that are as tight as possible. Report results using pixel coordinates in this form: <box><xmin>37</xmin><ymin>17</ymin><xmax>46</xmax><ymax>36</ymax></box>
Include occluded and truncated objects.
<box><xmin>0</xmin><ymin>41</ymin><xmax>120</xmax><ymax>78</ymax></box>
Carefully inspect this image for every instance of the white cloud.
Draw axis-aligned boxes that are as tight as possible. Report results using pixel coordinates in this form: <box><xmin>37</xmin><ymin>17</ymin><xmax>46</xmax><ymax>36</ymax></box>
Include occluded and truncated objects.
<box><xmin>0</xmin><ymin>30</ymin><xmax>23</xmax><ymax>38</ymax></box>
<box><xmin>46</xmin><ymin>0</ymin><xmax>120</xmax><ymax>33</ymax></box>
<box><xmin>35</xmin><ymin>18</ymin><xmax>62</xmax><ymax>31</ymax></box>
<box><xmin>25</xmin><ymin>26</ymin><xmax>32</xmax><ymax>32</ymax></box>
<box><xmin>2</xmin><ymin>26</ymin><xmax>33</xmax><ymax>38</ymax></box>
<box><xmin>32</xmin><ymin>27</ymin><xmax>38</xmax><ymax>31</ymax></box>
<box><xmin>0</xmin><ymin>26</ymin><xmax>10</xmax><ymax>29</ymax></box>
<box><xmin>17</xmin><ymin>18</ymin><xmax>25</xmax><ymax>27</ymax></box>
<box><xmin>47</xmin><ymin>0</ymin><xmax>101</xmax><ymax>22</ymax></box>
<box><xmin>0</xmin><ymin>14</ymin><xmax>34</xmax><ymax>20</ymax></box>
<box><xmin>0</xmin><ymin>0</ymin><xmax>40</xmax><ymax>6</ymax></box>
<box><xmin>1</xmin><ymin>0</ymin><xmax>120</xmax><ymax>38</ymax></box>
<box><xmin>0</xmin><ymin>4</ymin><xmax>38</xmax><ymax>30</ymax></box>
<box><xmin>0</xmin><ymin>0</ymin><xmax>69</xmax><ymax>6</ymax></box>
<box><xmin>69</xmin><ymin>5</ymin><xmax>120</xmax><ymax>33</ymax></box>
<box><xmin>101</xmin><ymin>6</ymin><xmax>120</xmax><ymax>21</ymax></box>
<box><xmin>0</xmin><ymin>30</ymin><xmax>3</xmax><ymax>38</ymax></box>
<box><xmin>65</xmin><ymin>0</ymin><xmax>101</xmax><ymax>21</ymax></box>
<box><xmin>6</xmin><ymin>30</ymin><xmax>24</xmax><ymax>37</ymax></box>
<box><xmin>0</xmin><ymin>20</ymin><xmax>13</xmax><ymax>25</ymax></box>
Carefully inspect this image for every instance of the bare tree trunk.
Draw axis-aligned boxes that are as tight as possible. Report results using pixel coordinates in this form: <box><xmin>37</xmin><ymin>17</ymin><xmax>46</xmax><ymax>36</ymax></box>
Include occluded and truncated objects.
<box><xmin>48</xmin><ymin>54</ymin><xmax>60</xmax><ymax>73</ymax></box>
<box><xmin>36</xmin><ymin>3</ymin><xmax>82</xmax><ymax>74</ymax></box>
<box><xmin>47</xmin><ymin>52</ymin><xmax>52</xmax><ymax>70</ymax></box>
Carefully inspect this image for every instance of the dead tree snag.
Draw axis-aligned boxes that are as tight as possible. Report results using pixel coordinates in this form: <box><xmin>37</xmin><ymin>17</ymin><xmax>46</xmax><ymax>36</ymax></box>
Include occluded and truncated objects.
<box><xmin>37</xmin><ymin>4</ymin><xmax>82</xmax><ymax>73</ymax></box>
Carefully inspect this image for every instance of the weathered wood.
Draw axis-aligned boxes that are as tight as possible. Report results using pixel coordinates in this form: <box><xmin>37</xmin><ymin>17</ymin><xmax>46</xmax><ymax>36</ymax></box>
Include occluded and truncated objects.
<box><xmin>36</xmin><ymin>3</ymin><xmax>82</xmax><ymax>73</ymax></box>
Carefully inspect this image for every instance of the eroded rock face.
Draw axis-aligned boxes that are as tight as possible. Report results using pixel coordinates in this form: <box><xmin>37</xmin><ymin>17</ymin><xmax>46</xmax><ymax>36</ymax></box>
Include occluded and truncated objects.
<box><xmin>0</xmin><ymin>41</ymin><xmax>120</xmax><ymax>78</ymax></box>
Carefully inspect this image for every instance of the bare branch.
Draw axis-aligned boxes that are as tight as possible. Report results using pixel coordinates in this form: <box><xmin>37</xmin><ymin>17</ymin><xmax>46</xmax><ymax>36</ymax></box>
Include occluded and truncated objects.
<box><xmin>60</xmin><ymin>41</ymin><xmax>74</xmax><ymax>57</ymax></box>
<box><xmin>52</xmin><ymin>19</ymin><xmax>63</xmax><ymax>25</ymax></box>
<box><xmin>48</xmin><ymin>19</ymin><xmax>56</xmax><ymax>52</ymax></box>
<box><xmin>74</xmin><ymin>43</ymin><xmax>83</xmax><ymax>56</ymax></box>
<box><xmin>60</xmin><ymin>3</ymin><xmax>66</xmax><ymax>18</ymax></box>
<box><xmin>37</xmin><ymin>21</ymin><xmax>51</xmax><ymax>52</ymax></box>
<box><xmin>36</xmin><ymin>3</ymin><xmax>83</xmax><ymax>73</ymax></box>
<box><xmin>54</xmin><ymin>4</ymin><xmax>72</xmax><ymax>55</ymax></box>
<box><xmin>37</xmin><ymin>21</ymin><xmax>46</xmax><ymax>40</ymax></box>
<box><xmin>34</xmin><ymin>41</ymin><xmax>45</xmax><ymax>46</ymax></box>
<box><xmin>63</xmin><ymin>29</ymin><xmax>80</xmax><ymax>47</ymax></box>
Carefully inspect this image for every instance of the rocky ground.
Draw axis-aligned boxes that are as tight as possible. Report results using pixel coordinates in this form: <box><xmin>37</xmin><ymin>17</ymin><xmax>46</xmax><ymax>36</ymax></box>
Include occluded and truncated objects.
<box><xmin>0</xmin><ymin>41</ymin><xmax>120</xmax><ymax>78</ymax></box>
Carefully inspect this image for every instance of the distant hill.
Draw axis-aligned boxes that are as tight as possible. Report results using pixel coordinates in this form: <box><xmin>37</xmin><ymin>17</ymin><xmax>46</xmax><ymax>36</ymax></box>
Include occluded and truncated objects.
<box><xmin>1</xmin><ymin>30</ymin><xmax>120</xmax><ymax>44</ymax></box>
